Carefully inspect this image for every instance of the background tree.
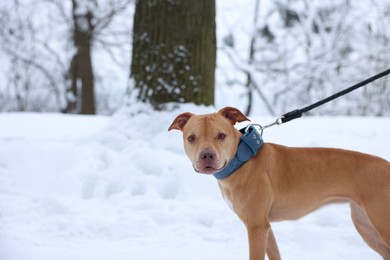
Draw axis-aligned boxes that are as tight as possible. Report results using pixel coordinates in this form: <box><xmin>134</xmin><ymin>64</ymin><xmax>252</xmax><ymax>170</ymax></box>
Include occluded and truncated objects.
<box><xmin>65</xmin><ymin>0</ymin><xmax>132</xmax><ymax>114</ymax></box>
<box><xmin>66</xmin><ymin>0</ymin><xmax>96</xmax><ymax>114</ymax></box>
<box><xmin>221</xmin><ymin>0</ymin><xmax>390</xmax><ymax>116</ymax></box>
<box><xmin>130</xmin><ymin>0</ymin><xmax>216</xmax><ymax>109</ymax></box>
<box><xmin>1</xmin><ymin>0</ymin><xmax>389</xmax><ymax>116</ymax></box>
<box><xmin>0</xmin><ymin>0</ymin><xmax>133</xmax><ymax>114</ymax></box>
<box><xmin>0</xmin><ymin>1</ymin><xmax>64</xmax><ymax>112</ymax></box>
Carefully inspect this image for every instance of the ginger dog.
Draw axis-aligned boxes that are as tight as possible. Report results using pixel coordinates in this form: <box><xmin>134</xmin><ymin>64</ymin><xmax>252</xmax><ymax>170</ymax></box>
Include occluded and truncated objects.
<box><xmin>168</xmin><ymin>106</ymin><xmax>390</xmax><ymax>260</ymax></box>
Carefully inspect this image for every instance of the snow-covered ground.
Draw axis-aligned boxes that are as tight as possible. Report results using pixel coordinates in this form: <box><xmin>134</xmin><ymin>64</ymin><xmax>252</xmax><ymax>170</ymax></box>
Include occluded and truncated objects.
<box><xmin>1</xmin><ymin>105</ymin><xmax>389</xmax><ymax>260</ymax></box>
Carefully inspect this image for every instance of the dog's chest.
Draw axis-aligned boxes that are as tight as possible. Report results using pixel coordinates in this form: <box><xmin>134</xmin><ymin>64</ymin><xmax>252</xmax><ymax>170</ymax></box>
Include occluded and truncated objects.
<box><xmin>223</xmin><ymin>196</ymin><xmax>234</xmax><ymax>211</ymax></box>
<box><xmin>218</xmin><ymin>182</ymin><xmax>236</xmax><ymax>212</ymax></box>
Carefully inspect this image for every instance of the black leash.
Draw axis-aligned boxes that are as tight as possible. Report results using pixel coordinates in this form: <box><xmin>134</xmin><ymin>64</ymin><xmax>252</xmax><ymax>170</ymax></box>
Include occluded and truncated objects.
<box><xmin>280</xmin><ymin>67</ymin><xmax>390</xmax><ymax>124</ymax></box>
<box><xmin>256</xmin><ymin>67</ymin><xmax>390</xmax><ymax>132</ymax></box>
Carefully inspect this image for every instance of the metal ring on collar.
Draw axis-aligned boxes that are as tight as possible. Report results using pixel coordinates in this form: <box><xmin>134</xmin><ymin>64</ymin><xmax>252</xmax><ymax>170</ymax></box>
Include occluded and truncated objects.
<box><xmin>244</xmin><ymin>124</ymin><xmax>264</xmax><ymax>136</ymax></box>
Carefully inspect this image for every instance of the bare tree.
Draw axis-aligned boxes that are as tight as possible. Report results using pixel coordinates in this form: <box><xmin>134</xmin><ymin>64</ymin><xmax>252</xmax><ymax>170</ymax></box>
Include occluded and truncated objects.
<box><xmin>0</xmin><ymin>0</ymin><xmax>133</xmax><ymax>114</ymax></box>
<box><xmin>0</xmin><ymin>2</ymin><xmax>64</xmax><ymax>112</ymax></box>
<box><xmin>65</xmin><ymin>0</ymin><xmax>133</xmax><ymax>114</ymax></box>
<box><xmin>221</xmin><ymin>0</ymin><xmax>275</xmax><ymax>116</ymax></box>
<box><xmin>220</xmin><ymin>0</ymin><xmax>390</xmax><ymax>116</ymax></box>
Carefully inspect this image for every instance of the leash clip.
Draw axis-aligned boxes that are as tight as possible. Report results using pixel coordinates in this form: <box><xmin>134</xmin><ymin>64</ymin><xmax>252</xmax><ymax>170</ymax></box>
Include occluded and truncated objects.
<box><xmin>244</xmin><ymin>116</ymin><xmax>284</xmax><ymax>136</ymax></box>
<box><xmin>261</xmin><ymin>117</ymin><xmax>284</xmax><ymax>130</ymax></box>
<box><xmin>265</xmin><ymin>117</ymin><xmax>283</xmax><ymax>128</ymax></box>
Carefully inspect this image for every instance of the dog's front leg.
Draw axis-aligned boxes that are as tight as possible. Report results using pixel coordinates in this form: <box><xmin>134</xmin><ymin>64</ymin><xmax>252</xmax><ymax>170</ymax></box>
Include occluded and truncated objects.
<box><xmin>247</xmin><ymin>222</ymin><xmax>271</xmax><ymax>260</ymax></box>
<box><xmin>266</xmin><ymin>228</ymin><xmax>281</xmax><ymax>260</ymax></box>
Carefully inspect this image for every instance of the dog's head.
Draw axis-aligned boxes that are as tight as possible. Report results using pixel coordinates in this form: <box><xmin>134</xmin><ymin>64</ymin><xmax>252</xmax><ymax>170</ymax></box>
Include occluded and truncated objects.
<box><xmin>168</xmin><ymin>107</ymin><xmax>249</xmax><ymax>175</ymax></box>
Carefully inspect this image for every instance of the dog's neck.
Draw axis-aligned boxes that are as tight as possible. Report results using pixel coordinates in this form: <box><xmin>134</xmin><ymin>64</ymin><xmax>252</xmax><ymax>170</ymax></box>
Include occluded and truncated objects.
<box><xmin>213</xmin><ymin>126</ymin><xmax>264</xmax><ymax>180</ymax></box>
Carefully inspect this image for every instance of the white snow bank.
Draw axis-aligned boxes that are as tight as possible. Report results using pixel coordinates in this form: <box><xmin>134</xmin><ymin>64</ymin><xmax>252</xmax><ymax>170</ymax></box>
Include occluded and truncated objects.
<box><xmin>0</xmin><ymin>106</ymin><xmax>389</xmax><ymax>260</ymax></box>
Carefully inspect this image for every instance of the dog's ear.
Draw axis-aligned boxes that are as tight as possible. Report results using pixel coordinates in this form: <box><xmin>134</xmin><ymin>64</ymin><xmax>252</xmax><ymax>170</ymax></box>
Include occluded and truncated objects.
<box><xmin>168</xmin><ymin>112</ymin><xmax>194</xmax><ymax>131</ymax></box>
<box><xmin>219</xmin><ymin>106</ymin><xmax>250</xmax><ymax>125</ymax></box>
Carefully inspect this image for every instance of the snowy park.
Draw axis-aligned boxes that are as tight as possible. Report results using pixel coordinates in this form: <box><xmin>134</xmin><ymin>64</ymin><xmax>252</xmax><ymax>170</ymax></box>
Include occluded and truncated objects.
<box><xmin>1</xmin><ymin>0</ymin><xmax>390</xmax><ymax>259</ymax></box>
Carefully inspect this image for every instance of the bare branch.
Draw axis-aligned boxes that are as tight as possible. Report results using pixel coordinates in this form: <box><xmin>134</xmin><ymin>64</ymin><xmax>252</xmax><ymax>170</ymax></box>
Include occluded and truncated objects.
<box><xmin>93</xmin><ymin>0</ymin><xmax>133</xmax><ymax>33</ymax></box>
<box><xmin>2</xmin><ymin>48</ymin><xmax>63</xmax><ymax>109</ymax></box>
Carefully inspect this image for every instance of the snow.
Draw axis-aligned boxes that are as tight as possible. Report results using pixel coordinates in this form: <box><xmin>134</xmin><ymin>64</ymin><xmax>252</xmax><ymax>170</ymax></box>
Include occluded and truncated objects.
<box><xmin>1</xmin><ymin>105</ymin><xmax>389</xmax><ymax>260</ymax></box>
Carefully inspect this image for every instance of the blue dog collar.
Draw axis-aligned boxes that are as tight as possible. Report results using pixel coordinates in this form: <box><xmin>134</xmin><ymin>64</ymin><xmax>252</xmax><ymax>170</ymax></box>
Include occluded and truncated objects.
<box><xmin>213</xmin><ymin>125</ymin><xmax>264</xmax><ymax>180</ymax></box>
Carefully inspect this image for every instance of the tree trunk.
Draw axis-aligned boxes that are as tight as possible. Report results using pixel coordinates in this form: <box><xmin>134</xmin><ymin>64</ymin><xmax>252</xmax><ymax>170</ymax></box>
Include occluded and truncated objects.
<box><xmin>68</xmin><ymin>0</ymin><xmax>96</xmax><ymax>115</ymax></box>
<box><xmin>130</xmin><ymin>0</ymin><xmax>216</xmax><ymax>109</ymax></box>
<box><xmin>65</xmin><ymin>53</ymin><xmax>79</xmax><ymax>113</ymax></box>
<box><xmin>79</xmin><ymin>35</ymin><xmax>95</xmax><ymax>115</ymax></box>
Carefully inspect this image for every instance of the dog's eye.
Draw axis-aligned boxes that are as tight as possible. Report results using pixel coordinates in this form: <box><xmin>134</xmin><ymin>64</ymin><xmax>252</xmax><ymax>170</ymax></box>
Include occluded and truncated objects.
<box><xmin>187</xmin><ymin>135</ymin><xmax>196</xmax><ymax>143</ymax></box>
<box><xmin>217</xmin><ymin>133</ymin><xmax>226</xmax><ymax>140</ymax></box>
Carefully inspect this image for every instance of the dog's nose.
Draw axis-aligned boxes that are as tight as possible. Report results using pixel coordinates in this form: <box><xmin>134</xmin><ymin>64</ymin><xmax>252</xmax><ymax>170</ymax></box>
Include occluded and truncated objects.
<box><xmin>199</xmin><ymin>149</ymin><xmax>216</xmax><ymax>162</ymax></box>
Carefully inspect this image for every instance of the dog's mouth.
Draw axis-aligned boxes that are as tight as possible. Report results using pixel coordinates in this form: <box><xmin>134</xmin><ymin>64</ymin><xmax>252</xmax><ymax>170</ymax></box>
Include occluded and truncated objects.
<box><xmin>194</xmin><ymin>161</ymin><xmax>227</xmax><ymax>175</ymax></box>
